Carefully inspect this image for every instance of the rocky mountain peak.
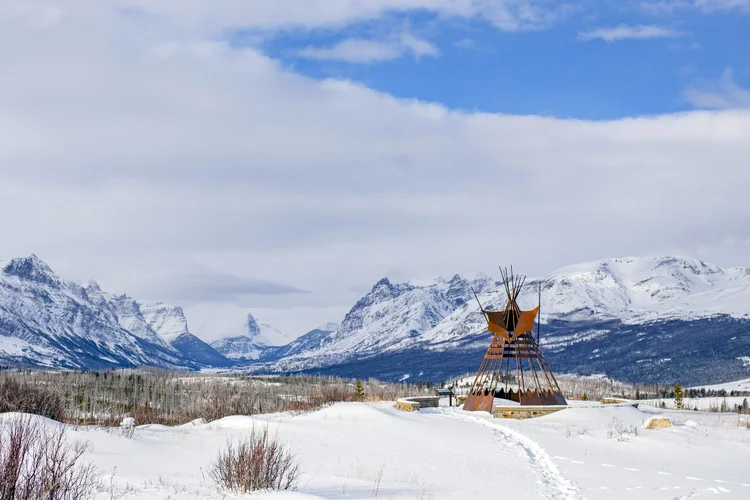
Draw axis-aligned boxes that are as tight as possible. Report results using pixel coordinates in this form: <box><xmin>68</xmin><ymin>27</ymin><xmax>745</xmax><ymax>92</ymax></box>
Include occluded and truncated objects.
<box><xmin>2</xmin><ymin>254</ymin><xmax>57</xmax><ymax>284</ymax></box>
<box><xmin>246</xmin><ymin>313</ymin><xmax>261</xmax><ymax>338</ymax></box>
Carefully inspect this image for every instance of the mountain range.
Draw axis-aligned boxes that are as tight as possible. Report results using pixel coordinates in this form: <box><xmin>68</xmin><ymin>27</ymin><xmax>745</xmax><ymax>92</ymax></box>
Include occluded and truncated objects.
<box><xmin>0</xmin><ymin>255</ymin><xmax>228</xmax><ymax>370</ymax></box>
<box><xmin>209</xmin><ymin>313</ymin><xmax>299</xmax><ymax>361</ymax></box>
<box><xmin>1</xmin><ymin>254</ymin><xmax>749</xmax><ymax>386</ymax></box>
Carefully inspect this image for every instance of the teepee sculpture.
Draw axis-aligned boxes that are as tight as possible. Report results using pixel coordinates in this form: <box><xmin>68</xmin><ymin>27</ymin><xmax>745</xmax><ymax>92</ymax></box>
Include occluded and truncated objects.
<box><xmin>463</xmin><ymin>267</ymin><xmax>566</xmax><ymax>412</ymax></box>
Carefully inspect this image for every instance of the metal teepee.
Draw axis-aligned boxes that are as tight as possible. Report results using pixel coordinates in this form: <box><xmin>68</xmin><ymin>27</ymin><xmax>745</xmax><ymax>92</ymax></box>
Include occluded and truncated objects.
<box><xmin>463</xmin><ymin>267</ymin><xmax>566</xmax><ymax>412</ymax></box>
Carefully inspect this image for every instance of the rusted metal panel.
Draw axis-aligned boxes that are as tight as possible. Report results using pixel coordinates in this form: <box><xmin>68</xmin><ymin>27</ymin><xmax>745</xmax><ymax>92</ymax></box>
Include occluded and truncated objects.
<box><xmin>463</xmin><ymin>392</ymin><xmax>494</xmax><ymax>412</ymax></box>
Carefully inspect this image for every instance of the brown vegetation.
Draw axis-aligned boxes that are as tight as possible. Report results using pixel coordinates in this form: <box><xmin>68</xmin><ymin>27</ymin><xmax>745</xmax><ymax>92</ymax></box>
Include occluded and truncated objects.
<box><xmin>209</xmin><ymin>426</ymin><xmax>300</xmax><ymax>493</ymax></box>
<box><xmin>0</xmin><ymin>377</ymin><xmax>65</xmax><ymax>421</ymax></box>
<box><xmin>0</xmin><ymin>370</ymin><xmax>432</xmax><ymax>426</ymax></box>
<box><xmin>0</xmin><ymin>416</ymin><xmax>99</xmax><ymax>500</ymax></box>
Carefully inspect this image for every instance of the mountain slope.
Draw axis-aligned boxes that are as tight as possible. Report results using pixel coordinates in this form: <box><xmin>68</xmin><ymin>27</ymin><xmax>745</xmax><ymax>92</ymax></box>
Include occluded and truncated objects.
<box><xmin>138</xmin><ymin>302</ymin><xmax>229</xmax><ymax>366</ymax></box>
<box><xmin>0</xmin><ymin>255</ymin><xmax>229</xmax><ymax>369</ymax></box>
<box><xmin>3</xmin><ymin>253</ymin><xmax>750</xmax><ymax>384</ymax></box>
<box><xmin>418</xmin><ymin>256</ymin><xmax>750</xmax><ymax>348</ymax></box>
<box><xmin>268</xmin><ymin>274</ymin><xmax>495</xmax><ymax>370</ymax></box>
<box><xmin>210</xmin><ymin>313</ymin><xmax>292</xmax><ymax>360</ymax></box>
<box><xmin>262</xmin><ymin>257</ymin><xmax>750</xmax><ymax>385</ymax></box>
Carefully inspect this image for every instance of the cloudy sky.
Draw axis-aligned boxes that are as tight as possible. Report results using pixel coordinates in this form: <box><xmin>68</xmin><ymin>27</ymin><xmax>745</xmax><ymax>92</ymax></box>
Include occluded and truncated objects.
<box><xmin>1</xmin><ymin>0</ymin><xmax>749</xmax><ymax>340</ymax></box>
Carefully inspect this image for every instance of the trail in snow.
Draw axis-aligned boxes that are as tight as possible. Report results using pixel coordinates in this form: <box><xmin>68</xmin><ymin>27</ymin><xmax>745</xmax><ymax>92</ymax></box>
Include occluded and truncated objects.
<box><xmin>431</xmin><ymin>408</ymin><xmax>578</xmax><ymax>500</ymax></box>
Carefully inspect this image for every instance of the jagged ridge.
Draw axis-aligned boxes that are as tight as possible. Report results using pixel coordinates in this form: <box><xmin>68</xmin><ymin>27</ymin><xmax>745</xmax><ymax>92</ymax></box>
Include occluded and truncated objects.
<box><xmin>0</xmin><ymin>255</ymin><xmax>229</xmax><ymax>369</ymax></box>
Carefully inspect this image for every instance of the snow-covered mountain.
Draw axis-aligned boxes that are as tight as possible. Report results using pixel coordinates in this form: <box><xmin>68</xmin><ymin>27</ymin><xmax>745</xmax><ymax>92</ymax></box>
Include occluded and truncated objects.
<box><xmin>210</xmin><ymin>313</ymin><xmax>294</xmax><ymax>360</ymax></box>
<box><xmin>418</xmin><ymin>256</ymin><xmax>750</xmax><ymax>347</ymax></box>
<box><xmin>0</xmin><ymin>255</ymin><xmax>229</xmax><ymax>369</ymax></box>
<box><xmin>267</xmin><ymin>274</ymin><xmax>495</xmax><ymax>370</ymax></box>
<box><xmin>3</xmin><ymin>253</ymin><xmax>750</xmax><ymax>385</ymax></box>
<box><xmin>259</xmin><ymin>256</ymin><xmax>750</xmax><ymax>386</ymax></box>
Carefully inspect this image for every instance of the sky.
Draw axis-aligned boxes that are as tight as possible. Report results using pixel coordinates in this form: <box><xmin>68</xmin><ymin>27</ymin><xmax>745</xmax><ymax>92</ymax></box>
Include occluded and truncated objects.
<box><xmin>1</xmin><ymin>0</ymin><xmax>749</xmax><ymax>341</ymax></box>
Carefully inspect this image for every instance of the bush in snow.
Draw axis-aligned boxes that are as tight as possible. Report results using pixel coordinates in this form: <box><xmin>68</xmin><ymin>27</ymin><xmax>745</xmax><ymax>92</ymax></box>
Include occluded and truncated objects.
<box><xmin>0</xmin><ymin>416</ymin><xmax>99</xmax><ymax>500</ymax></box>
<box><xmin>607</xmin><ymin>417</ymin><xmax>639</xmax><ymax>442</ymax></box>
<box><xmin>209</xmin><ymin>426</ymin><xmax>300</xmax><ymax>493</ymax></box>
<box><xmin>0</xmin><ymin>377</ymin><xmax>66</xmax><ymax>422</ymax></box>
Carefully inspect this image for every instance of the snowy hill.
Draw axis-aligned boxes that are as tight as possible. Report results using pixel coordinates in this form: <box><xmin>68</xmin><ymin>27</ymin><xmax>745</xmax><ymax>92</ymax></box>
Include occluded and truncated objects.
<box><xmin>260</xmin><ymin>257</ymin><xmax>750</xmax><ymax>386</ymax></box>
<box><xmin>0</xmin><ymin>255</ymin><xmax>229</xmax><ymax>369</ymax></box>
<box><xmin>210</xmin><ymin>313</ymin><xmax>294</xmax><ymax>360</ymax></box>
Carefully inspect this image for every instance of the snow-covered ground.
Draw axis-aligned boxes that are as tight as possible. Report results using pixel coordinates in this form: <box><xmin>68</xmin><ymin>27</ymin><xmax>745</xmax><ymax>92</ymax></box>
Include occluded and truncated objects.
<box><xmin>4</xmin><ymin>402</ymin><xmax>750</xmax><ymax>499</ymax></box>
<box><xmin>692</xmin><ymin>378</ymin><xmax>750</xmax><ymax>393</ymax></box>
<box><xmin>640</xmin><ymin>397</ymin><xmax>749</xmax><ymax>411</ymax></box>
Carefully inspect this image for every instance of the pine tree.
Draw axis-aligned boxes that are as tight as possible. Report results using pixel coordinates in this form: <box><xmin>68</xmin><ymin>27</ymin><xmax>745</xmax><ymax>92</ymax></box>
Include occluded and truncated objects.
<box><xmin>742</xmin><ymin>398</ymin><xmax>749</xmax><ymax>414</ymax></box>
<box><xmin>582</xmin><ymin>392</ymin><xmax>588</xmax><ymax>401</ymax></box>
<box><xmin>674</xmin><ymin>382</ymin><xmax>684</xmax><ymax>410</ymax></box>
<box><xmin>354</xmin><ymin>379</ymin><xmax>366</xmax><ymax>402</ymax></box>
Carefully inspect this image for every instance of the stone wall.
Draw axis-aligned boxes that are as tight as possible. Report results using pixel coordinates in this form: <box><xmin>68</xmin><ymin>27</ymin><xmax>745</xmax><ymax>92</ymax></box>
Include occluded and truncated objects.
<box><xmin>395</xmin><ymin>396</ymin><xmax>440</xmax><ymax>412</ymax></box>
<box><xmin>492</xmin><ymin>405</ymin><xmax>567</xmax><ymax>420</ymax></box>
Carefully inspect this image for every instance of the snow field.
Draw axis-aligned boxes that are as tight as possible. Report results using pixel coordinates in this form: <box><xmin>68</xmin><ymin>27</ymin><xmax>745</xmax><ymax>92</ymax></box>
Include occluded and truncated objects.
<box><xmin>4</xmin><ymin>401</ymin><xmax>750</xmax><ymax>499</ymax></box>
<box><xmin>640</xmin><ymin>397</ymin><xmax>750</xmax><ymax>412</ymax></box>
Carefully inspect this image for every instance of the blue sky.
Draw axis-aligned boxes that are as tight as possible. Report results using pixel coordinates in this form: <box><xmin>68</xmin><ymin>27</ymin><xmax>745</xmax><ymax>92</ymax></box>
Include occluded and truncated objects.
<box><xmin>258</xmin><ymin>3</ymin><xmax>749</xmax><ymax>119</ymax></box>
<box><xmin>2</xmin><ymin>0</ymin><xmax>750</xmax><ymax>337</ymax></box>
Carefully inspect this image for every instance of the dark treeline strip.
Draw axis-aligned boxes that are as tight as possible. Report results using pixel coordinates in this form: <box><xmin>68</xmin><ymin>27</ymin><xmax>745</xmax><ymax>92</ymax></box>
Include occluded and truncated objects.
<box><xmin>0</xmin><ymin>369</ymin><xmax>433</xmax><ymax>426</ymax></box>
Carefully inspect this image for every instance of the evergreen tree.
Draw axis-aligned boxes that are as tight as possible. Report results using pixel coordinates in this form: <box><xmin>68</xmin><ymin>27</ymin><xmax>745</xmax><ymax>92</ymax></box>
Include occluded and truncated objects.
<box><xmin>354</xmin><ymin>379</ymin><xmax>366</xmax><ymax>402</ymax></box>
<box><xmin>674</xmin><ymin>382</ymin><xmax>684</xmax><ymax>410</ymax></box>
<box><xmin>742</xmin><ymin>398</ymin><xmax>749</xmax><ymax>414</ymax></box>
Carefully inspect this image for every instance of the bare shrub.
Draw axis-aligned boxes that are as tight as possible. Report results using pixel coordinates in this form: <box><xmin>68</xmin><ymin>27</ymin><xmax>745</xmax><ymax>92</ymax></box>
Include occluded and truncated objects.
<box><xmin>607</xmin><ymin>417</ymin><xmax>639</xmax><ymax>442</ymax></box>
<box><xmin>0</xmin><ymin>416</ymin><xmax>99</xmax><ymax>500</ymax></box>
<box><xmin>371</xmin><ymin>465</ymin><xmax>384</xmax><ymax>497</ymax></box>
<box><xmin>0</xmin><ymin>378</ymin><xmax>66</xmax><ymax>422</ymax></box>
<box><xmin>209</xmin><ymin>426</ymin><xmax>300</xmax><ymax>493</ymax></box>
<box><xmin>416</xmin><ymin>488</ymin><xmax>433</xmax><ymax>500</ymax></box>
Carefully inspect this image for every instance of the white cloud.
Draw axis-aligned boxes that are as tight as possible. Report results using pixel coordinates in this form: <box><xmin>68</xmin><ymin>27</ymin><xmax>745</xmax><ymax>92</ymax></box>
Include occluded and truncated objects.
<box><xmin>578</xmin><ymin>24</ymin><xmax>683</xmax><ymax>42</ymax></box>
<box><xmin>398</xmin><ymin>32</ymin><xmax>440</xmax><ymax>58</ymax></box>
<box><xmin>298</xmin><ymin>32</ymin><xmax>438</xmax><ymax>63</ymax></box>
<box><xmin>640</xmin><ymin>0</ymin><xmax>750</xmax><ymax>14</ymax></box>
<box><xmin>454</xmin><ymin>38</ymin><xmax>478</xmax><ymax>49</ymax></box>
<box><xmin>684</xmin><ymin>68</ymin><xmax>750</xmax><ymax>109</ymax></box>
<box><xmin>299</xmin><ymin>39</ymin><xmax>402</xmax><ymax>63</ymax></box>
<box><xmin>693</xmin><ymin>0</ymin><xmax>750</xmax><ymax>12</ymax></box>
<box><xmin>2</xmin><ymin>1</ymin><xmax>750</xmax><ymax>338</ymax></box>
